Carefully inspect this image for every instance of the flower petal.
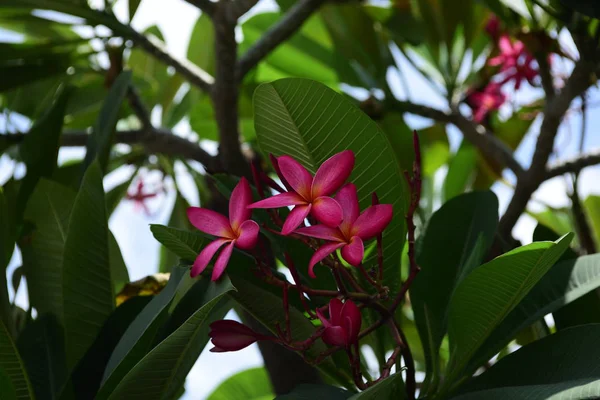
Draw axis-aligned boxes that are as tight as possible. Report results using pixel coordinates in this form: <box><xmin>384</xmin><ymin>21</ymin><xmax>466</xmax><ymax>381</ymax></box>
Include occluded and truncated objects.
<box><xmin>229</xmin><ymin>177</ymin><xmax>253</xmax><ymax>231</ymax></box>
<box><xmin>341</xmin><ymin>236</ymin><xmax>364</xmax><ymax>266</ymax></box>
<box><xmin>281</xmin><ymin>204</ymin><xmax>312</xmax><ymax>235</ymax></box>
<box><xmin>248</xmin><ymin>192</ymin><xmax>306</xmax><ymax>209</ymax></box>
<box><xmin>311</xmin><ymin>150</ymin><xmax>355</xmax><ymax>198</ymax></box>
<box><xmin>317</xmin><ymin>308</ymin><xmax>331</xmax><ymax>328</ymax></box>
<box><xmin>322</xmin><ymin>326</ymin><xmax>348</xmax><ymax>347</ymax></box>
<box><xmin>335</xmin><ymin>183</ymin><xmax>360</xmax><ymax>234</ymax></box>
<box><xmin>352</xmin><ymin>204</ymin><xmax>393</xmax><ymax>240</ymax></box>
<box><xmin>278</xmin><ymin>155</ymin><xmax>313</xmax><ymax>200</ymax></box>
<box><xmin>211</xmin><ymin>241</ymin><xmax>235</xmax><ymax>281</ymax></box>
<box><xmin>270</xmin><ymin>153</ymin><xmax>293</xmax><ymax>192</ymax></box>
<box><xmin>311</xmin><ymin>196</ymin><xmax>343</xmax><ymax>227</ymax></box>
<box><xmin>329</xmin><ymin>298</ymin><xmax>344</xmax><ymax>326</ymax></box>
<box><xmin>190</xmin><ymin>238</ymin><xmax>230</xmax><ymax>278</ymax></box>
<box><xmin>341</xmin><ymin>300</ymin><xmax>361</xmax><ymax>344</ymax></box>
<box><xmin>295</xmin><ymin>224</ymin><xmax>344</xmax><ymax>242</ymax></box>
<box><xmin>308</xmin><ymin>242</ymin><xmax>345</xmax><ymax>278</ymax></box>
<box><xmin>187</xmin><ymin>207</ymin><xmax>234</xmax><ymax>238</ymax></box>
<box><xmin>235</xmin><ymin>220</ymin><xmax>259</xmax><ymax>250</ymax></box>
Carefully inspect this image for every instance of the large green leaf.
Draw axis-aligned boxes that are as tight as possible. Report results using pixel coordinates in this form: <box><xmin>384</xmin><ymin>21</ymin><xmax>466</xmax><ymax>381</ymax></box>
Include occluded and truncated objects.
<box><xmin>0</xmin><ymin>318</ymin><xmax>34</xmax><ymax>400</ymax></box>
<box><xmin>464</xmin><ymin>253</ymin><xmax>600</xmax><ymax>377</ymax></box>
<box><xmin>150</xmin><ymin>224</ymin><xmax>205</xmax><ymax>262</ymax></box>
<box><xmin>96</xmin><ymin>266</ymin><xmax>188</xmax><ymax>399</ymax></box>
<box><xmin>207</xmin><ymin>367</ymin><xmax>274</xmax><ymax>400</ymax></box>
<box><xmin>350</xmin><ymin>373</ymin><xmax>406</xmax><ymax>399</ymax></box>
<box><xmin>17</xmin><ymin>86</ymin><xmax>70</xmax><ymax>218</ymax></box>
<box><xmin>277</xmin><ymin>384</ymin><xmax>351</xmax><ymax>399</ymax></box>
<box><xmin>584</xmin><ymin>195</ymin><xmax>600</xmax><ymax>249</ymax></box>
<box><xmin>443</xmin><ymin>141</ymin><xmax>477</xmax><ymax>201</ymax></box>
<box><xmin>253</xmin><ymin>78</ymin><xmax>407</xmax><ymax>295</ymax></box>
<box><xmin>445</xmin><ymin>233</ymin><xmax>574</xmax><ymax>389</ymax></box>
<box><xmin>83</xmin><ymin>71</ymin><xmax>131</xmax><ymax>173</ymax></box>
<box><xmin>21</xmin><ymin>179</ymin><xmax>75</xmax><ymax>319</ymax></box>
<box><xmin>17</xmin><ymin>314</ymin><xmax>66</xmax><ymax>400</ymax></box>
<box><xmin>105</xmin><ymin>278</ymin><xmax>234</xmax><ymax>399</ymax></box>
<box><xmin>410</xmin><ymin>191</ymin><xmax>498</xmax><ymax>386</ymax></box>
<box><xmin>454</xmin><ymin>324</ymin><xmax>600</xmax><ymax>399</ymax></box>
<box><xmin>62</xmin><ymin>161</ymin><xmax>114</xmax><ymax>369</ymax></box>
<box><xmin>65</xmin><ymin>296</ymin><xmax>152</xmax><ymax>400</ymax></box>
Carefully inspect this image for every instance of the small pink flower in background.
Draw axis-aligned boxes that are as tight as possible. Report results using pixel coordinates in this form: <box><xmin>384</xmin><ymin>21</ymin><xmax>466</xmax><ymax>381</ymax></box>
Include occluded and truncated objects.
<box><xmin>466</xmin><ymin>82</ymin><xmax>507</xmax><ymax>123</ymax></box>
<box><xmin>317</xmin><ymin>298</ymin><xmax>362</xmax><ymax>347</ymax></box>
<box><xmin>489</xmin><ymin>35</ymin><xmax>539</xmax><ymax>90</ymax></box>
<box><xmin>249</xmin><ymin>151</ymin><xmax>355</xmax><ymax>235</ymax></box>
<box><xmin>485</xmin><ymin>15</ymin><xmax>500</xmax><ymax>39</ymax></box>
<box><xmin>295</xmin><ymin>183</ymin><xmax>393</xmax><ymax>278</ymax></box>
<box><xmin>209</xmin><ymin>320</ymin><xmax>269</xmax><ymax>352</ymax></box>
<box><xmin>187</xmin><ymin>177</ymin><xmax>259</xmax><ymax>281</ymax></box>
<box><xmin>126</xmin><ymin>179</ymin><xmax>160</xmax><ymax>215</ymax></box>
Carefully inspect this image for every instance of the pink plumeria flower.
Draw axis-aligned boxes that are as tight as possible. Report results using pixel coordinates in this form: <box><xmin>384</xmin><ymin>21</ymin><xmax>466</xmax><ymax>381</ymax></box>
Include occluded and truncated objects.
<box><xmin>249</xmin><ymin>151</ymin><xmax>355</xmax><ymax>235</ymax></box>
<box><xmin>295</xmin><ymin>183</ymin><xmax>393</xmax><ymax>278</ymax></box>
<box><xmin>187</xmin><ymin>177</ymin><xmax>259</xmax><ymax>281</ymax></box>
<box><xmin>209</xmin><ymin>320</ymin><xmax>270</xmax><ymax>352</ymax></box>
<box><xmin>489</xmin><ymin>35</ymin><xmax>538</xmax><ymax>90</ymax></box>
<box><xmin>126</xmin><ymin>179</ymin><xmax>159</xmax><ymax>215</ymax></box>
<box><xmin>466</xmin><ymin>82</ymin><xmax>507</xmax><ymax>122</ymax></box>
<box><xmin>317</xmin><ymin>298</ymin><xmax>362</xmax><ymax>347</ymax></box>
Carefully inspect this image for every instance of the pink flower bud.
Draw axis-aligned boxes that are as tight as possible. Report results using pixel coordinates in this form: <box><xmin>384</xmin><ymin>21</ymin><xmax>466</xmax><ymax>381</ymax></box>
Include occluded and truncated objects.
<box><xmin>208</xmin><ymin>320</ymin><xmax>268</xmax><ymax>352</ymax></box>
<box><xmin>317</xmin><ymin>299</ymin><xmax>362</xmax><ymax>347</ymax></box>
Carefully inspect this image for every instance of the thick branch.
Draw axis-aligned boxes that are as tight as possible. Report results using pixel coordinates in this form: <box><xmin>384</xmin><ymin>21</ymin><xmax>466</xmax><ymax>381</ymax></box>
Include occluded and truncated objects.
<box><xmin>545</xmin><ymin>149</ymin><xmax>600</xmax><ymax>179</ymax></box>
<box><xmin>183</xmin><ymin>0</ymin><xmax>215</xmax><ymax>16</ymax></box>
<box><xmin>498</xmin><ymin>59</ymin><xmax>596</xmax><ymax>238</ymax></box>
<box><xmin>236</xmin><ymin>0</ymin><xmax>325</xmax><ymax>80</ymax></box>
<box><xmin>392</xmin><ymin>100</ymin><xmax>525</xmax><ymax>178</ymax></box>
<box><xmin>213</xmin><ymin>3</ymin><xmax>248</xmax><ymax>175</ymax></box>
<box><xmin>4</xmin><ymin>129</ymin><xmax>219</xmax><ymax>171</ymax></box>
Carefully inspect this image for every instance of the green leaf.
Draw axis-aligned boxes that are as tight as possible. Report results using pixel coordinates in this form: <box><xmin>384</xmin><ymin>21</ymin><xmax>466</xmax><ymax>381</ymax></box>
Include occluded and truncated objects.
<box><xmin>207</xmin><ymin>367</ymin><xmax>274</xmax><ymax>400</ymax></box>
<box><xmin>62</xmin><ymin>161</ymin><xmax>114</xmax><ymax>369</ymax></box>
<box><xmin>108</xmin><ymin>231</ymin><xmax>130</xmax><ymax>296</ymax></box>
<box><xmin>150</xmin><ymin>224</ymin><xmax>205</xmax><ymax>262</ymax></box>
<box><xmin>253</xmin><ymin>78</ymin><xmax>407</xmax><ymax>295</ymax></box>
<box><xmin>464</xmin><ymin>252</ymin><xmax>600</xmax><ymax>377</ymax></box>
<box><xmin>443</xmin><ymin>141</ymin><xmax>477</xmax><ymax>201</ymax></box>
<box><xmin>410</xmin><ymin>191</ymin><xmax>498</xmax><ymax>386</ymax></box>
<box><xmin>65</xmin><ymin>296</ymin><xmax>152</xmax><ymax>400</ymax></box>
<box><xmin>445</xmin><ymin>233</ymin><xmax>574</xmax><ymax>388</ymax></box>
<box><xmin>84</xmin><ymin>71</ymin><xmax>131</xmax><ymax>173</ymax></box>
<box><xmin>128</xmin><ymin>0</ymin><xmax>142</xmax><ymax>20</ymax></box>
<box><xmin>584</xmin><ymin>195</ymin><xmax>600</xmax><ymax>250</ymax></box>
<box><xmin>454</xmin><ymin>324</ymin><xmax>600</xmax><ymax>399</ymax></box>
<box><xmin>157</xmin><ymin>194</ymin><xmax>193</xmax><ymax>273</ymax></box>
<box><xmin>105</xmin><ymin>171</ymin><xmax>137</xmax><ymax>216</ymax></box>
<box><xmin>349</xmin><ymin>373</ymin><xmax>406</xmax><ymax>399</ymax></box>
<box><xmin>97</xmin><ymin>266</ymin><xmax>188</xmax><ymax>399</ymax></box>
<box><xmin>276</xmin><ymin>384</ymin><xmax>351</xmax><ymax>399</ymax></box>
<box><xmin>105</xmin><ymin>278</ymin><xmax>235</xmax><ymax>399</ymax></box>
<box><xmin>21</xmin><ymin>179</ymin><xmax>75</xmax><ymax>319</ymax></box>
<box><xmin>188</xmin><ymin>13</ymin><xmax>215</xmax><ymax>76</ymax></box>
<box><xmin>17</xmin><ymin>314</ymin><xmax>66</xmax><ymax>400</ymax></box>
<box><xmin>17</xmin><ymin>86</ymin><xmax>70</xmax><ymax>218</ymax></box>
<box><xmin>0</xmin><ymin>368</ymin><xmax>17</xmax><ymax>400</ymax></box>
<box><xmin>0</xmin><ymin>318</ymin><xmax>34</xmax><ymax>400</ymax></box>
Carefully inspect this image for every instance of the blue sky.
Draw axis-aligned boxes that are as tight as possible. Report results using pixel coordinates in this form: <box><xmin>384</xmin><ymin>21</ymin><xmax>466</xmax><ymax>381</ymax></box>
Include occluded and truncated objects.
<box><xmin>2</xmin><ymin>0</ymin><xmax>600</xmax><ymax>398</ymax></box>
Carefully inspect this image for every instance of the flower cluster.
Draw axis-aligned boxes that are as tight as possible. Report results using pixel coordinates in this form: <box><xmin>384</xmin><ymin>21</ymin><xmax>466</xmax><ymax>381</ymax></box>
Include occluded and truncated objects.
<box><xmin>125</xmin><ymin>177</ymin><xmax>163</xmax><ymax>215</ymax></box>
<box><xmin>185</xmin><ymin>140</ymin><xmax>422</xmax><ymax>393</ymax></box>
<box><xmin>467</xmin><ymin>15</ymin><xmax>544</xmax><ymax>122</ymax></box>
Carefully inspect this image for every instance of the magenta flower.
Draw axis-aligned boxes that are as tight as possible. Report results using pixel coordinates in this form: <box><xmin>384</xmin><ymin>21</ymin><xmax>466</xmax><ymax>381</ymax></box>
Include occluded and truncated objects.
<box><xmin>209</xmin><ymin>320</ymin><xmax>269</xmax><ymax>352</ymax></box>
<box><xmin>489</xmin><ymin>35</ymin><xmax>538</xmax><ymax>90</ymax></box>
<box><xmin>295</xmin><ymin>183</ymin><xmax>393</xmax><ymax>278</ymax></box>
<box><xmin>466</xmin><ymin>82</ymin><xmax>507</xmax><ymax>122</ymax></box>
<box><xmin>187</xmin><ymin>177</ymin><xmax>259</xmax><ymax>281</ymax></box>
<box><xmin>126</xmin><ymin>179</ymin><xmax>159</xmax><ymax>215</ymax></box>
<box><xmin>317</xmin><ymin>298</ymin><xmax>362</xmax><ymax>347</ymax></box>
<box><xmin>249</xmin><ymin>151</ymin><xmax>355</xmax><ymax>235</ymax></box>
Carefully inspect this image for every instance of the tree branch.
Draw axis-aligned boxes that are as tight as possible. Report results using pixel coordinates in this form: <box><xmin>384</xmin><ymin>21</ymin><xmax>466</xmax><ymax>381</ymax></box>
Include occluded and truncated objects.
<box><xmin>391</xmin><ymin>100</ymin><xmax>525</xmax><ymax>178</ymax></box>
<box><xmin>498</xmin><ymin>59</ymin><xmax>596</xmax><ymax>238</ymax></box>
<box><xmin>545</xmin><ymin>149</ymin><xmax>600</xmax><ymax>179</ymax></box>
<box><xmin>126</xmin><ymin>86</ymin><xmax>152</xmax><ymax>128</ymax></box>
<box><xmin>236</xmin><ymin>0</ymin><xmax>326</xmax><ymax>80</ymax></box>
<box><xmin>212</xmin><ymin>2</ymin><xmax>248</xmax><ymax>175</ymax></box>
<box><xmin>183</xmin><ymin>0</ymin><xmax>215</xmax><ymax>16</ymax></box>
<box><xmin>4</xmin><ymin>129</ymin><xmax>220</xmax><ymax>172</ymax></box>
